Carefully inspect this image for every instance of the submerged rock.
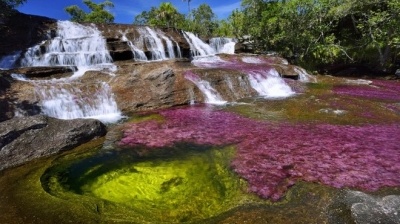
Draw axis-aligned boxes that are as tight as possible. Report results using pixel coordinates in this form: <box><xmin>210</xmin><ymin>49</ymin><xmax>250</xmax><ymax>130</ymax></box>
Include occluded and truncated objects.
<box><xmin>0</xmin><ymin>115</ymin><xmax>106</xmax><ymax>171</ymax></box>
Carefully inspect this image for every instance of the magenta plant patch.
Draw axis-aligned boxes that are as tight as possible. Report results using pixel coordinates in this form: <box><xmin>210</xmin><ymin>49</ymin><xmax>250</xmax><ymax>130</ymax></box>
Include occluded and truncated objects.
<box><xmin>119</xmin><ymin>107</ymin><xmax>400</xmax><ymax>201</ymax></box>
<box><xmin>334</xmin><ymin>80</ymin><xmax>400</xmax><ymax>101</ymax></box>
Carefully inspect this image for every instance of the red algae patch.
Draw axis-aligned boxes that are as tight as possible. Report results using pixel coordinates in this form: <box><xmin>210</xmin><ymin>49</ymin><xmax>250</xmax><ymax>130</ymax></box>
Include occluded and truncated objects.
<box><xmin>333</xmin><ymin>80</ymin><xmax>400</xmax><ymax>101</ymax></box>
<box><xmin>119</xmin><ymin>107</ymin><xmax>400</xmax><ymax>201</ymax></box>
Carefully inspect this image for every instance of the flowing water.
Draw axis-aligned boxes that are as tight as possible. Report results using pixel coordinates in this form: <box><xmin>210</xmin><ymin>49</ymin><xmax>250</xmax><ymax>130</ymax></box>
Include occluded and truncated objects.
<box><xmin>183</xmin><ymin>31</ymin><xmax>216</xmax><ymax>57</ymax></box>
<box><xmin>12</xmin><ymin>21</ymin><xmax>122</xmax><ymax>123</ymax></box>
<box><xmin>120</xmin><ymin>31</ymin><xmax>148</xmax><ymax>61</ymax></box>
<box><xmin>210</xmin><ymin>37</ymin><xmax>236</xmax><ymax>54</ymax></box>
<box><xmin>0</xmin><ymin>51</ymin><xmax>21</xmax><ymax>69</ymax></box>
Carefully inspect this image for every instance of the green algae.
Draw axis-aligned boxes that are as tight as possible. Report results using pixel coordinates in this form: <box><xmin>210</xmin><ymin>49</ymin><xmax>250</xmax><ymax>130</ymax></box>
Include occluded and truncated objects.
<box><xmin>42</xmin><ymin>144</ymin><xmax>259</xmax><ymax>223</ymax></box>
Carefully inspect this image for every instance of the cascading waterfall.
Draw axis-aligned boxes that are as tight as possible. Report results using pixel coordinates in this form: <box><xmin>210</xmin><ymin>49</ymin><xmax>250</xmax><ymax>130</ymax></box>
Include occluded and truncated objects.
<box><xmin>120</xmin><ymin>31</ymin><xmax>148</xmax><ymax>61</ymax></box>
<box><xmin>174</xmin><ymin>41</ymin><xmax>182</xmax><ymax>58</ymax></box>
<box><xmin>184</xmin><ymin>71</ymin><xmax>227</xmax><ymax>105</ymax></box>
<box><xmin>190</xmin><ymin>55</ymin><xmax>296</xmax><ymax>103</ymax></box>
<box><xmin>14</xmin><ymin>21</ymin><xmax>122</xmax><ymax>123</ymax></box>
<box><xmin>36</xmin><ymin>81</ymin><xmax>122</xmax><ymax>123</ymax></box>
<box><xmin>247</xmin><ymin>69</ymin><xmax>295</xmax><ymax>98</ymax></box>
<box><xmin>137</xmin><ymin>27</ymin><xmax>166</xmax><ymax>60</ymax></box>
<box><xmin>12</xmin><ymin>73</ymin><xmax>122</xmax><ymax>123</ymax></box>
<box><xmin>22</xmin><ymin>21</ymin><xmax>116</xmax><ymax>77</ymax></box>
<box><xmin>210</xmin><ymin>37</ymin><xmax>236</xmax><ymax>54</ymax></box>
<box><xmin>183</xmin><ymin>31</ymin><xmax>215</xmax><ymax>57</ymax></box>
<box><xmin>156</xmin><ymin>30</ymin><xmax>176</xmax><ymax>59</ymax></box>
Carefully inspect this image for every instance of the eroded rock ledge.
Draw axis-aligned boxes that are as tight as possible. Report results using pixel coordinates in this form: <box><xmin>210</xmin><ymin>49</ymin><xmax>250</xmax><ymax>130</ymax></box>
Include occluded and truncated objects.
<box><xmin>0</xmin><ymin>115</ymin><xmax>107</xmax><ymax>171</ymax></box>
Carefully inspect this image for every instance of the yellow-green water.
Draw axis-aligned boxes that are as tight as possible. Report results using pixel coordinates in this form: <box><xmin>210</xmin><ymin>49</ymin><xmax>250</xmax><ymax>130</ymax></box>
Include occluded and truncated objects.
<box><xmin>39</xmin><ymin>144</ymin><xmax>263</xmax><ymax>223</ymax></box>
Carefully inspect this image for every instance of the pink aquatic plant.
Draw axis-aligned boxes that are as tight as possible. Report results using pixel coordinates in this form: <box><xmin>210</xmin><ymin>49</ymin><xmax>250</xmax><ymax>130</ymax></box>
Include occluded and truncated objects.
<box><xmin>119</xmin><ymin>107</ymin><xmax>400</xmax><ymax>201</ymax></box>
<box><xmin>334</xmin><ymin>80</ymin><xmax>400</xmax><ymax>101</ymax></box>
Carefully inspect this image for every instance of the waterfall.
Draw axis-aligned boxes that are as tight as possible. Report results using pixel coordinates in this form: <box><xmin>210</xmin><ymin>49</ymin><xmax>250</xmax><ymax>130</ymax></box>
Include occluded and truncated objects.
<box><xmin>155</xmin><ymin>30</ymin><xmax>176</xmax><ymax>59</ymax></box>
<box><xmin>183</xmin><ymin>31</ymin><xmax>215</xmax><ymax>57</ymax></box>
<box><xmin>175</xmin><ymin>41</ymin><xmax>182</xmax><ymax>58</ymax></box>
<box><xmin>120</xmin><ymin>31</ymin><xmax>148</xmax><ymax>61</ymax></box>
<box><xmin>35</xmin><ymin>81</ymin><xmax>122</xmax><ymax>123</ymax></box>
<box><xmin>21</xmin><ymin>21</ymin><xmax>116</xmax><ymax>77</ymax></box>
<box><xmin>0</xmin><ymin>51</ymin><xmax>21</xmax><ymax>69</ymax></box>
<box><xmin>137</xmin><ymin>27</ymin><xmax>166</xmax><ymax>60</ymax></box>
<box><xmin>184</xmin><ymin>72</ymin><xmax>227</xmax><ymax>105</ymax></box>
<box><xmin>12</xmin><ymin>74</ymin><xmax>122</xmax><ymax>123</ymax></box>
<box><xmin>209</xmin><ymin>37</ymin><xmax>236</xmax><ymax>54</ymax></box>
<box><xmin>13</xmin><ymin>21</ymin><xmax>122</xmax><ymax>123</ymax></box>
<box><xmin>225</xmin><ymin>76</ymin><xmax>240</xmax><ymax>99</ymax></box>
<box><xmin>294</xmin><ymin>66</ymin><xmax>317</xmax><ymax>83</ymax></box>
<box><xmin>247</xmin><ymin>69</ymin><xmax>295</xmax><ymax>98</ymax></box>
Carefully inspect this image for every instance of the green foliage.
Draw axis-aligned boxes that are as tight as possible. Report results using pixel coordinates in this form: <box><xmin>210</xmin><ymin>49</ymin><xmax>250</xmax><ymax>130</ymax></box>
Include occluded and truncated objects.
<box><xmin>65</xmin><ymin>0</ymin><xmax>114</xmax><ymax>23</ymax></box>
<box><xmin>188</xmin><ymin>4</ymin><xmax>218</xmax><ymax>37</ymax></box>
<box><xmin>236</xmin><ymin>0</ymin><xmax>400</xmax><ymax>71</ymax></box>
<box><xmin>134</xmin><ymin>2</ymin><xmax>185</xmax><ymax>28</ymax></box>
<box><xmin>0</xmin><ymin>0</ymin><xmax>27</xmax><ymax>18</ymax></box>
<box><xmin>133</xmin><ymin>2</ymin><xmax>220</xmax><ymax>38</ymax></box>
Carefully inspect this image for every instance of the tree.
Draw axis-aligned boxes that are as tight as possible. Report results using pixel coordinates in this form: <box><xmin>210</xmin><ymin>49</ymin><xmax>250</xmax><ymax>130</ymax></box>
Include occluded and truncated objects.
<box><xmin>1</xmin><ymin>0</ymin><xmax>27</xmax><ymax>18</ymax></box>
<box><xmin>189</xmin><ymin>3</ymin><xmax>218</xmax><ymax>37</ymax></box>
<box><xmin>65</xmin><ymin>0</ymin><xmax>114</xmax><ymax>23</ymax></box>
<box><xmin>239</xmin><ymin>0</ymin><xmax>400</xmax><ymax>71</ymax></box>
<box><xmin>133</xmin><ymin>2</ymin><xmax>185</xmax><ymax>29</ymax></box>
<box><xmin>134</xmin><ymin>7</ymin><xmax>158</xmax><ymax>25</ymax></box>
<box><xmin>228</xmin><ymin>9</ymin><xmax>245</xmax><ymax>39</ymax></box>
<box><xmin>156</xmin><ymin>2</ymin><xmax>179</xmax><ymax>27</ymax></box>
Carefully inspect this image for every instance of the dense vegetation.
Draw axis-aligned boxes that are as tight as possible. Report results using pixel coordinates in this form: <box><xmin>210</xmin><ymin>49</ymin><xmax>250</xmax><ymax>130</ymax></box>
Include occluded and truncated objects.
<box><xmin>65</xmin><ymin>0</ymin><xmax>114</xmax><ymax>23</ymax></box>
<box><xmin>238</xmin><ymin>0</ymin><xmax>400</xmax><ymax>72</ymax></box>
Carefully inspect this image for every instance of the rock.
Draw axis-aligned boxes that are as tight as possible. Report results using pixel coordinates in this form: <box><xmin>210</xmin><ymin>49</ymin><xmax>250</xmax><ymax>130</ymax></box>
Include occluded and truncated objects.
<box><xmin>0</xmin><ymin>75</ymin><xmax>12</xmax><ymax>122</ymax></box>
<box><xmin>0</xmin><ymin>12</ymin><xmax>55</xmax><ymax>58</ymax></box>
<box><xmin>273</xmin><ymin>64</ymin><xmax>301</xmax><ymax>80</ymax></box>
<box><xmin>0</xmin><ymin>115</ymin><xmax>107</xmax><ymax>171</ymax></box>
<box><xmin>107</xmin><ymin>40</ymin><xmax>133</xmax><ymax>61</ymax></box>
<box><xmin>6</xmin><ymin>66</ymin><xmax>75</xmax><ymax>78</ymax></box>
<box><xmin>395</xmin><ymin>69</ymin><xmax>400</xmax><ymax>77</ymax></box>
<box><xmin>110</xmin><ymin>61</ymin><xmax>186</xmax><ymax>112</ymax></box>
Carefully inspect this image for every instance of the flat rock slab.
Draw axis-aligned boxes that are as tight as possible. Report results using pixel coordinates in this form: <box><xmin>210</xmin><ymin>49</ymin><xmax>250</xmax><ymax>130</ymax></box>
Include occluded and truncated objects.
<box><xmin>6</xmin><ymin>66</ymin><xmax>76</xmax><ymax>78</ymax></box>
<box><xmin>0</xmin><ymin>115</ymin><xmax>106</xmax><ymax>171</ymax></box>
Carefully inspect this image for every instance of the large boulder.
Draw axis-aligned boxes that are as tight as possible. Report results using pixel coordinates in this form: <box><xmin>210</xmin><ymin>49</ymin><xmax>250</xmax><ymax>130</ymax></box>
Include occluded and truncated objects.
<box><xmin>0</xmin><ymin>115</ymin><xmax>107</xmax><ymax>171</ymax></box>
<box><xmin>0</xmin><ymin>12</ymin><xmax>55</xmax><ymax>58</ymax></box>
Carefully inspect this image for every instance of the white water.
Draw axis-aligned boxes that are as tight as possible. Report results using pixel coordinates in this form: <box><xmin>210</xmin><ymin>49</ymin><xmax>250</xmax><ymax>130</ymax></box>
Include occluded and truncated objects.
<box><xmin>137</xmin><ymin>27</ymin><xmax>166</xmax><ymax>60</ymax></box>
<box><xmin>120</xmin><ymin>31</ymin><xmax>148</xmax><ymax>61</ymax></box>
<box><xmin>242</xmin><ymin>57</ymin><xmax>264</xmax><ymax>64</ymax></box>
<box><xmin>209</xmin><ymin>37</ymin><xmax>236</xmax><ymax>54</ymax></box>
<box><xmin>0</xmin><ymin>51</ymin><xmax>21</xmax><ymax>69</ymax></box>
<box><xmin>183</xmin><ymin>31</ymin><xmax>215</xmax><ymax>57</ymax></box>
<box><xmin>36</xmin><ymin>81</ymin><xmax>122</xmax><ymax>123</ymax></box>
<box><xmin>174</xmin><ymin>41</ymin><xmax>182</xmax><ymax>58</ymax></box>
<box><xmin>248</xmin><ymin>69</ymin><xmax>295</xmax><ymax>98</ymax></box>
<box><xmin>156</xmin><ymin>30</ymin><xmax>177</xmax><ymax>59</ymax></box>
<box><xmin>294</xmin><ymin>66</ymin><xmax>316</xmax><ymax>83</ymax></box>
<box><xmin>22</xmin><ymin>21</ymin><xmax>116</xmax><ymax>77</ymax></box>
<box><xmin>191</xmin><ymin>55</ymin><xmax>230</xmax><ymax>68</ymax></box>
<box><xmin>185</xmin><ymin>72</ymin><xmax>227</xmax><ymax>105</ymax></box>
<box><xmin>15</xmin><ymin>21</ymin><xmax>122</xmax><ymax>123</ymax></box>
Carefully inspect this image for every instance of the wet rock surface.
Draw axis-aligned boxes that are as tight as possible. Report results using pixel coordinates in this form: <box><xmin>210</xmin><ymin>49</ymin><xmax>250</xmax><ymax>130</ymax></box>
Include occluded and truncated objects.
<box><xmin>0</xmin><ymin>115</ymin><xmax>106</xmax><ymax>171</ymax></box>
<box><xmin>5</xmin><ymin>66</ymin><xmax>75</xmax><ymax>78</ymax></box>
